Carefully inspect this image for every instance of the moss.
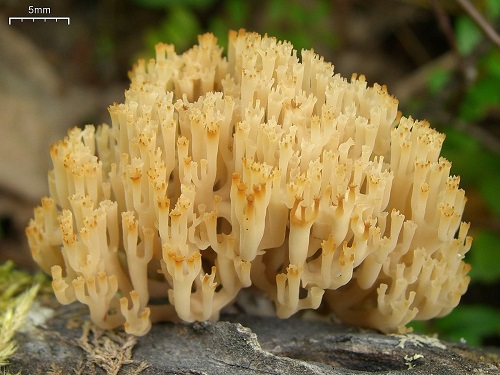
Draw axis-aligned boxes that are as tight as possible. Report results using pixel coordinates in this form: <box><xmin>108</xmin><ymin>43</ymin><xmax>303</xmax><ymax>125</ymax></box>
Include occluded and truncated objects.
<box><xmin>76</xmin><ymin>321</ymin><xmax>149</xmax><ymax>374</ymax></box>
<box><xmin>0</xmin><ymin>261</ymin><xmax>42</xmax><ymax>370</ymax></box>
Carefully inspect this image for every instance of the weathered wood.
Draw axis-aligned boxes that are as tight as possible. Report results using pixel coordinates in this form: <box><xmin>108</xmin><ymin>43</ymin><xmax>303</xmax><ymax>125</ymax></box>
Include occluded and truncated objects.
<box><xmin>8</xmin><ymin>300</ymin><xmax>500</xmax><ymax>374</ymax></box>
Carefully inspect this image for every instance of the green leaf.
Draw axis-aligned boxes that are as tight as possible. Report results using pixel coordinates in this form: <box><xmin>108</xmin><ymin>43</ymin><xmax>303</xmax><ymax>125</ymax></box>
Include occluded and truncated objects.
<box><xmin>479</xmin><ymin>174</ymin><xmax>500</xmax><ymax>217</ymax></box>
<box><xmin>460</xmin><ymin>76</ymin><xmax>500</xmax><ymax>121</ymax></box>
<box><xmin>455</xmin><ymin>16</ymin><xmax>483</xmax><ymax>56</ymax></box>
<box><xmin>144</xmin><ymin>6</ymin><xmax>200</xmax><ymax>54</ymax></box>
<box><xmin>209</xmin><ymin>18</ymin><xmax>230</xmax><ymax>52</ymax></box>
<box><xmin>486</xmin><ymin>0</ymin><xmax>500</xmax><ymax>18</ymax></box>
<box><xmin>406</xmin><ymin>320</ymin><xmax>427</xmax><ymax>334</ymax></box>
<box><xmin>459</xmin><ymin>49</ymin><xmax>500</xmax><ymax>121</ymax></box>
<box><xmin>481</xmin><ymin>49</ymin><xmax>500</xmax><ymax>78</ymax></box>
<box><xmin>130</xmin><ymin>0</ymin><xmax>215</xmax><ymax>9</ymax></box>
<box><xmin>267</xmin><ymin>0</ymin><xmax>286</xmax><ymax>24</ymax></box>
<box><xmin>433</xmin><ymin>305</ymin><xmax>500</xmax><ymax>346</ymax></box>
<box><xmin>427</xmin><ymin>69</ymin><xmax>452</xmax><ymax>95</ymax></box>
<box><xmin>468</xmin><ymin>230</ymin><xmax>500</xmax><ymax>283</ymax></box>
<box><xmin>225</xmin><ymin>0</ymin><xmax>250</xmax><ymax>26</ymax></box>
<box><xmin>440</xmin><ymin>127</ymin><xmax>486</xmax><ymax>184</ymax></box>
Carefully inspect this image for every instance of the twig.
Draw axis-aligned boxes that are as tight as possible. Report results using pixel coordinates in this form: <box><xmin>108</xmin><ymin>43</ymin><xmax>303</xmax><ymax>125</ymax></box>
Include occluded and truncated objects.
<box><xmin>431</xmin><ymin>0</ymin><xmax>457</xmax><ymax>51</ymax></box>
<box><xmin>455</xmin><ymin>0</ymin><xmax>500</xmax><ymax>48</ymax></box>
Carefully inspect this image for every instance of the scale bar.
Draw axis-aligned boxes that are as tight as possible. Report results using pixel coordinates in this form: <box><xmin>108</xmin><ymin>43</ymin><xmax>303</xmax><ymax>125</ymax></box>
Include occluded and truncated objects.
<box><xmin>8</xmin><ymin>17</ymin><xmax>70</xmax><ymax>25</ymax></box>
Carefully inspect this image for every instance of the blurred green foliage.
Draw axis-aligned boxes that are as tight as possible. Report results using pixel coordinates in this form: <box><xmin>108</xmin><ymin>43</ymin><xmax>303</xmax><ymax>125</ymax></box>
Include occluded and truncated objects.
<box><xmin>455</xmin><ymin>16</ymin><xmax>483</xmax><ymax>56</ymax></box>
<box><xmin>433</xmin><ymin>306</ymin><xmax>500</xmax><ymax>346</ymax></box>
<box><xmin>418</xmin><ymin>0</ymin><xmax>500</xmax><ymax>347</ymax></box>
<box><xmin>459</xmin><ymin>50</ymin><xmax>500</xmax><ymax>122</ymax></box>
<box><xmin>133</xmin><ymin>0</ymin><xmax>337</xmax><ymax>58</ymax></box>
<box><xmin>442</xmin><ymin>127</ymin><xmax>500</xmax><ymax>217</ymax></box>
<box><xmin>469</xmin><ymin>230</ymin><xmax>500</xmax><ymax>284</ymax></box>
<box><xmin>131</xmin><ymin>0</ymin><xmax>214</xmax><ymax>8</ymax></box>
<box><xmin>143</xmin><ymin>6</ymin><xmax>201</xmax><ymax>53</ymax></box>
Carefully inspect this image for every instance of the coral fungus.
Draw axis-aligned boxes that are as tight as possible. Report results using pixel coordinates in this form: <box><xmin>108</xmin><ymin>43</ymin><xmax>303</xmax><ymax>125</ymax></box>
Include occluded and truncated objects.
<box><xmin>26</xmin><ymin>30</ymin><xmax>471</xmax><ymax>335</ymax></box>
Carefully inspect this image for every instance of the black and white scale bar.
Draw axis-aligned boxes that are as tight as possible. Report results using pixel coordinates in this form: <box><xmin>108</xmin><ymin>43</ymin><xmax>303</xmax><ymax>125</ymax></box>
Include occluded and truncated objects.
<box><xmin>8</xmin><ymin>17</ymin><xmax>70</xmax><ymax>25</ymax></box>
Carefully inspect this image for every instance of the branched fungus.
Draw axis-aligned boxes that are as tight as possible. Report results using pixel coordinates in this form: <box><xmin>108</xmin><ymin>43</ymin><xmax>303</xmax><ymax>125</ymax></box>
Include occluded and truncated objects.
<box><xmin>26</xmin><ymin>30</ymin><xmax>472</xmax><ymax>335</ymax></box>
